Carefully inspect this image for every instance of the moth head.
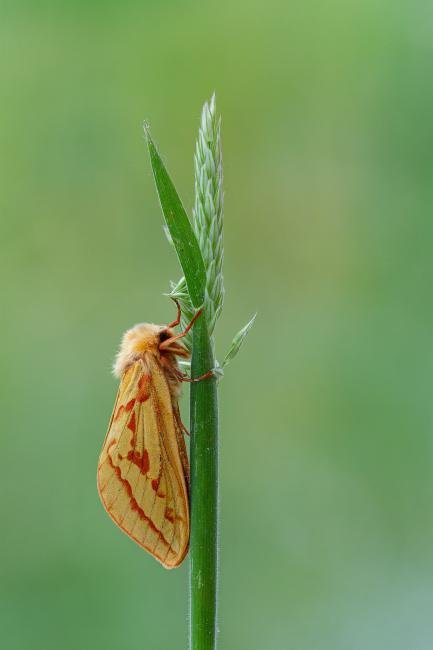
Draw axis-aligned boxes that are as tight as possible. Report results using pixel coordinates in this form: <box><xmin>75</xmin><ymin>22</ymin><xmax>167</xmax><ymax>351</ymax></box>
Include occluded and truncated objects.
<box><xmin>113</xmin><ymin>323</ymin><xmax>165</xmax><ymax>377</ymax></box>
<box><xmin>113</xmin><ymin>322</ymin><xmax>188</xmax><ymax>377</ymax></box>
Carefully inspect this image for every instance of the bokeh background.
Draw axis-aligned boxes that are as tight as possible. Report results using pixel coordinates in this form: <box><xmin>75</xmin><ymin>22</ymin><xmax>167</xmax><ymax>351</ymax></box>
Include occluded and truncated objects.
<box><xmin>1</xmin><ymin>1</ymin><xmax>433</xmax><ymax>648</ymax></box>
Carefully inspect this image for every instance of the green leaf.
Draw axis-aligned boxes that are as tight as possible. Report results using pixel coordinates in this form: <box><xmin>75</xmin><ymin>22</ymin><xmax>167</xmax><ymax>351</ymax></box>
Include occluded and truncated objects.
<box><xmin>144</xmin><ymin>123</ymin><xmax>206</xmax><ymax>308</ymax></box>
<box><xmin>222</xmin><ymin>314</ymin><xmax>256</xmax><ymax>368</ymax></box>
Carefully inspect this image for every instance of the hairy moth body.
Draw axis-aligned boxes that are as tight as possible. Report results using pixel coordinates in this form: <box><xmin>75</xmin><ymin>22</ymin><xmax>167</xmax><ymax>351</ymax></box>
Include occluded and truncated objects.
<box><xmin>97</xmin><ymin>317</ymin><xmax>191</xmax><ymax>569</ymax></box>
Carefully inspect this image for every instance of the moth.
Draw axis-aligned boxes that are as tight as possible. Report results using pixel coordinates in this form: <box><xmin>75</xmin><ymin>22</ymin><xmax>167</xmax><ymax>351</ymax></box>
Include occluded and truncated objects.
<box><xmin>97</xmin><ymin>302</ymin><xmax>210</xmax><ymax>569</ymax></box>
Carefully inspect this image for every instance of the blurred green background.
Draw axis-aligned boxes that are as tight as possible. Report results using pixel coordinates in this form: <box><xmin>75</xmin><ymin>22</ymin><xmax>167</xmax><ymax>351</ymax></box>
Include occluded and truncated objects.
<box><xmin>1</xmin><ymin>1</ymin><xmax>432</xmax><ymax>648</ymax></box>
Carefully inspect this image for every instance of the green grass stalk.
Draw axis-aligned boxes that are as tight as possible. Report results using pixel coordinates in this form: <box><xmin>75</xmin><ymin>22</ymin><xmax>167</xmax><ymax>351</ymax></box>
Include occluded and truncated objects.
<box><xmin>146</xmin><ymin>97</ymin><xmax>252</xmax><ymax>649</ymax></box>
<box><xmin>144</xmin><ymin>120</ymin><xmax>219</xmax><ymax>649</ymax></box>
<box><xmin>189</xmin><ymin>317</ymin><xmax>218</xmax><ymax>650</ymax></box>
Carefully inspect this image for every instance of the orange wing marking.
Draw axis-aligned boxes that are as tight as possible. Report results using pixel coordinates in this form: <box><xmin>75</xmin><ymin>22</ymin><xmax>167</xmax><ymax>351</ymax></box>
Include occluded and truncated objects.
<box><xmin>105</xmin><ymin>453</ymin><xmax>172</xmax><ymax>548</ymax></box>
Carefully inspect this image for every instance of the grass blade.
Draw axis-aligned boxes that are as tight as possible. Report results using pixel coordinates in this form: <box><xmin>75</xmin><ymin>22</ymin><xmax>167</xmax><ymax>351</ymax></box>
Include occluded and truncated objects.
<box><xmin>144</xmin><ymin>124</ymin><xmax>206</xmax><ymax>308</ymax></box>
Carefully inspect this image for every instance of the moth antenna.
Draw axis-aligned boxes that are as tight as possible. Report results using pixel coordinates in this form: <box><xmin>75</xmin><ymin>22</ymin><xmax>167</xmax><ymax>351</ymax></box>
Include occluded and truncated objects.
<box><xmin>167</xmin><ymin>298</ymin><xmax>182</xmax><ymax>329</ymax></box>
<box><xmin>160</xmin><ymin>308</ymin><xmax>203</xmax><ymax>350</ymax></box>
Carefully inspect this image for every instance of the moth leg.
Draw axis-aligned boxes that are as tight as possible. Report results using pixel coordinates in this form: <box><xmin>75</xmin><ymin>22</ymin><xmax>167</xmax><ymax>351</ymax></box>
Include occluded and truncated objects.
<box><xmin>173</xmin><ymin>366</ymin><xmax>213</xmax><ymax>383</ymax></box>
<box><xmin>167</xmin><ymin>298</ymin><xmax>182</xmax><ymax>329</ymax></box>
<box><xmin>173</xmin><ymin>407</ymin><xmax>190</xmax><ymax>486</ymax></box>
<box><xmin>181</xmin><ymin>370</ymin><xmax>213</xmax><ymax>383</ymax></box>
<box><xmin>160</xmin><ymin>308</ymin><xmax>203</xmax><ymax>350</ymax></box>
<box><xmin>174</xmin><ymin>405</ymin><xmax>190</xmax><ymax>437</ymax></box>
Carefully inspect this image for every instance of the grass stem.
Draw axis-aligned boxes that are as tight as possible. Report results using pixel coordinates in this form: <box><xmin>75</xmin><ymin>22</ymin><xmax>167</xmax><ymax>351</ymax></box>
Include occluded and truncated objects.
<box><xmin>189</xmin><ymin>317</ymin><xmax>218</xmax><ymax>649</ymax></box>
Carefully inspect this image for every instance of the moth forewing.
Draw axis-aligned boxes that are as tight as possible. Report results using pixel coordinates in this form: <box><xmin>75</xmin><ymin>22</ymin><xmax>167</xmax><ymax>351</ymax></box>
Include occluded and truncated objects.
<box><xmin>97</xmin><ymin>323</ymin><xmax>190</xmax><ymax>569</ymax></box>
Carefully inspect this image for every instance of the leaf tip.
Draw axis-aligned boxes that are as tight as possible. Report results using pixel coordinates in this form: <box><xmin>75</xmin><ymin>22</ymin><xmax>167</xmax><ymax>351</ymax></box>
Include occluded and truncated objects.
<box><xmin>143</xmin><ymin>120</ymin><xmax>153</xmax><ymax>147</ymax></box>
<box><xmin>221</xmin><ymin>313</ymin><xmax>257</xmax><ymax>369</ymax></box>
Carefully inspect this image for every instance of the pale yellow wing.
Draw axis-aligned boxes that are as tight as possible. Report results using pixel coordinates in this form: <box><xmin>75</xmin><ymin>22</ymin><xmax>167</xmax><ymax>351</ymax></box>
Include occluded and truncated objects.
<box><xmin>97</xmin><ymin>356</ymin><xmax>189</xmax><ymax>568</ymax></box>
